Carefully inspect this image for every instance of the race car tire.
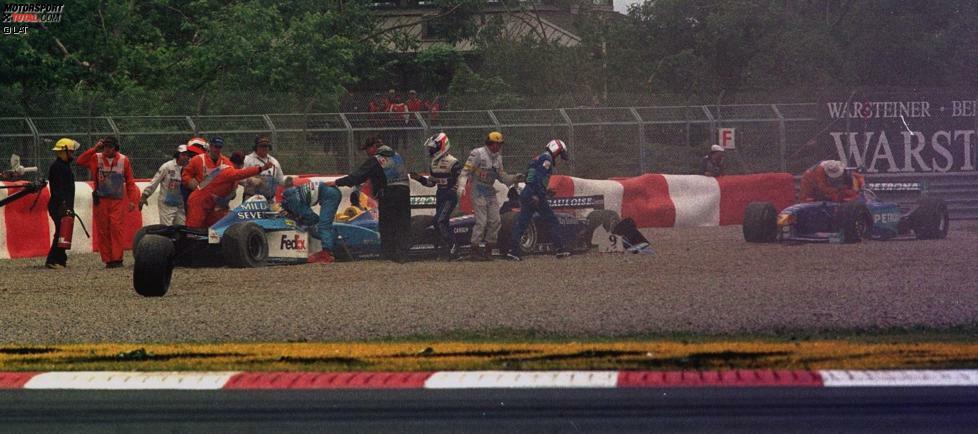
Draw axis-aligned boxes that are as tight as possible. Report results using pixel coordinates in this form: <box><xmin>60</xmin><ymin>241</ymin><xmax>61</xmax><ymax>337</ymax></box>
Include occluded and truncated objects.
<box><xmin>133</xmin><ymin>224</ymin><xmax>169</xmax><ymax>251</ymax></box>
<box><xmin>586</xmin><ymin>210</ymin><xmax>622</xmax><ymax>247</ymax></box>
<box><xmin>499</xmin><ymin>211</ymin><xmax>537</xmax><ymax>255</ymax></box>
<box><xmin>410</xmin><ymin>215</ymin><xmax>437</xmax><ymax>245</ymax></box>
<box><xmin>743</xmin><ymin>202</ymin><xmax>777</xmax><ymax>243</ymax></box>
<box><xmin>835</xmin><ymin>201</ymin><xmax>873</xmax><ymax>243</ymax></box>
<box><xmin>133</xmin><ymin>234</ymin><xmax>175</xmax><ymax>297</ymax></box>
<box><xmin>221</xmin><ymin>222</ymin><xmax>268</xmax><ymax>268</ymax></box>
<box><xmin>911</xmin><ymin>197</ymin><xmax>949</xmax><ymax>240</ymax></box>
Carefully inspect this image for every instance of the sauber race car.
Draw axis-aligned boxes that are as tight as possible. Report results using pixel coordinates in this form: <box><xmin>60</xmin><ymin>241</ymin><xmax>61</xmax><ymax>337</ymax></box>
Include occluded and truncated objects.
<box><xmin>742</xmin><ymin>182</ymin><xmax>949</xmax><ymax>244</ymax></box>
<box><xmin>132</xmin><ymin>190</ymin><xmax>619</xmax><ymax>297</ymax></box>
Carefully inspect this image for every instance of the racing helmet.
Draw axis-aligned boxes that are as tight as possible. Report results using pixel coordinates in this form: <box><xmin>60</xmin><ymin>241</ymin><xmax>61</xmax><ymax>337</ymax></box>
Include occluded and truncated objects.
<box><xmin>546</xmin><ymin>139</ymin><xmax>569</xmax><ymax>160</ymax></box>
<box><xmin>186</xmin><ymin>137</ymin><xmax>209</xmax><ymax>154</ymax></box>
<box><xmin>820</xmin><ymin>160</ymin><xmax>845</xmax><ymax>179</ymax></box>
<box><xmin>52</xmin><ymin>138</ymin><xmax>80</xmax><ymax>152</ymax></box>
<box><xmin>424</xmin><ymin>132</ymin><xmax>450</xmax><ymax>157</ymax></box>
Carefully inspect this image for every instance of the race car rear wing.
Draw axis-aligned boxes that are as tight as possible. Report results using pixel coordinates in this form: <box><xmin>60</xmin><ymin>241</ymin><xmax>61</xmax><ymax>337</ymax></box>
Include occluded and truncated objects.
<box><xmin>409</xmin><ymin>194</ymin><xmax>606</xmax><ymax>210</ymax></box>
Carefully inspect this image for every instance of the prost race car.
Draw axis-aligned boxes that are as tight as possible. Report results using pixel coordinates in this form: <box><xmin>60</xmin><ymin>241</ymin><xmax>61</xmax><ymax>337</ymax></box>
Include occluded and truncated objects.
<box><xmin>132</xmin><ymin>189</ymin><xmax>620</xmax><ymax>297</ymax></box>
<box><xmin>742</xmin><ymin>182</ymin><xmax>949</xmax><ymax>244</ymax></box>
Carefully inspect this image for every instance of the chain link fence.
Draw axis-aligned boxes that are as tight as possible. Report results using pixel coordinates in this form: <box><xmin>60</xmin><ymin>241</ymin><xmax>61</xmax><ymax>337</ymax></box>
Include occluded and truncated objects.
<box><xmin>0</xmin><ymin>104</ymin><xmax>821</xmax><ymax>180</ymax></box>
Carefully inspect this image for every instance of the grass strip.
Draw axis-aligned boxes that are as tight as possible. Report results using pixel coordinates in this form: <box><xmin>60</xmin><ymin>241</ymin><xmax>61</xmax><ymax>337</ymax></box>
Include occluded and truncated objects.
<box><xmin>2</xmin><ymin>341</ymin><xmax>978</xmax><ymax>371</ymax></box>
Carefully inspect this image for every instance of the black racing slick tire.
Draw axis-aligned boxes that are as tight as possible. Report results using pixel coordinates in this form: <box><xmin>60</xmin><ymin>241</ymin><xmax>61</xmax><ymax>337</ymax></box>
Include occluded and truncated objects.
<box><xmin>743</xmin><ymin>202</ymin><xmax>778</xmax><ymax>243</ymax></box>
<box><xmin>586</xmin><ymin>210</ymin><xmax>622</xmax><ymax>247</ymax></box>
<box><xmin>499</xmin><ymin>211</ymin><xmax>537</xmax><ymax>255</ymax></box>
<box><xmin>911</xmin><ymin>197</ymin><xmax>950</xmax><ymax>240</ymax></box>
<box><xmin>221</xmin><ymin>222</ymin><xmax>268</xmax><ymax>268</ymax></box>
<box><xmin>835</xmin><ymin>201</ymin><xmax>873</xmax><ymax>243</ymax></box>
<box><xmin>133</xmin><ymin>234</ymin><xmax>175</xmax><ymax>297</ymax></box>
<box><xmin>133</xmin><ymin>224</ymin><xmax>168</xmax><ymax>251</ymax></box>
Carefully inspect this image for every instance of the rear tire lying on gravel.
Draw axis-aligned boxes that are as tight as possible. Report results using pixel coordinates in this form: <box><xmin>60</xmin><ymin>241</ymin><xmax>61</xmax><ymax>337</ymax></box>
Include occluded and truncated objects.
<box><xmin>743</xmin><ymin>202</ymin><xmax>777</xmax><ymax>243</ymax></box>
<box><xmin>835</xmin><ymin>201</ymin><xmax>873</xmax><ymax>243</ymax></box>
<box><xmin>586</xmin><ymin>210</ymin><xmax>621</xmax><ymax>247</ymax></box>
<box><xmin>911</xmin><ymin>197</ymin><xmax>949</xmax><ymax>240</ymax></box>
<box><xmin>221</xmin><ymin>222</ymin><xmax>268</xmax><ymax>268</ymax></box>
<box><xmin>133</xmin><ymin>234</ymin><xmax>175</xmax><ymax>297</ymax></box>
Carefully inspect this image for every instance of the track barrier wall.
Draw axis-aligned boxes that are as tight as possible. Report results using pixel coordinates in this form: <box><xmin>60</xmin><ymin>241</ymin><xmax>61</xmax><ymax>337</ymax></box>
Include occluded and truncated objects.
<box><xmin>0</xmin><ymin>172</ymin><xmax>795</xmax><ymax>259</ymax></box>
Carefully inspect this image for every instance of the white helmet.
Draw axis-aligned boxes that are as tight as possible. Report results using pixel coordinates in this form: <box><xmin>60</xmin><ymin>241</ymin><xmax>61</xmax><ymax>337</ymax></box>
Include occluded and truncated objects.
<box><xmin>424</xmin><ymin>132</ymin><xmax>450</xmax><ymax>159</ymax></box>
<box><xmin>187</xmin><ymin>137</ymin><xmax>209</xmax><ymax>151</ymax></box>
<box><xmin>820</xmin><ymin>160</ymin><xmax>845</xmax><ymax>179</ymax></box>
<box><xmin>546</xmin><ymin>139</ymin><xmax>568</xmax><ymax>160</ymax></box>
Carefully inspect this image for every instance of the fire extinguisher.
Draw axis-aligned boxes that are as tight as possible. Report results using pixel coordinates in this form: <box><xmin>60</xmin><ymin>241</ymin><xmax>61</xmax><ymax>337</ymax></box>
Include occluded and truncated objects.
<box><xmin>57</xmin><ymin>208</ymin><xmax>90</xmax><ymax>250</ymax></box>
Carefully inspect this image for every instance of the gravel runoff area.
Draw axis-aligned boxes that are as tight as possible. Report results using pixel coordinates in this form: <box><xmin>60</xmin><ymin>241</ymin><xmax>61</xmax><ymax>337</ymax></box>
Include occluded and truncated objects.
<box><xmin>2</xmin><ymin>222</ymin><xmax>977</xmax><ymax>344</ymax></box>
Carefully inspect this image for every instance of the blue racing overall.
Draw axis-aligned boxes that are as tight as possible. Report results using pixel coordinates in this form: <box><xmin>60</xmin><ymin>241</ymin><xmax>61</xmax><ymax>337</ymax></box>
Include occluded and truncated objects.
<box><xmin>282</xmin><ymin>182</ymin><xmax>342</xmax><ymax>252</ymax></box>
<box><xmin>508</xmin><ymin>152</ymin><xmax>565</xmax><ymax>257</ymax></box>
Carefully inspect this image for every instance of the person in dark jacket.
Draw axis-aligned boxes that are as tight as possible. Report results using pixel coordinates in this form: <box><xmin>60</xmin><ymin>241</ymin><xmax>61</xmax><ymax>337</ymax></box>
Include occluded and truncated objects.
<box><xmin>326</xmin><ymin>136</ymin><xmax>411</xmax><ymax>262</ymax></box>
<box><xmin>45</xmin><ymin>138</ymin><xmax>79</xmax><ymax>269</ymax></box>
<box><xmin>701</xmin><ymin>145</ymin><xmax>726</xmax><ymax>177</ymax></box>
<box><xmin>505</xmin><ymin>139</ymin><xmax>571</xmax><ymax>261</ymax></box>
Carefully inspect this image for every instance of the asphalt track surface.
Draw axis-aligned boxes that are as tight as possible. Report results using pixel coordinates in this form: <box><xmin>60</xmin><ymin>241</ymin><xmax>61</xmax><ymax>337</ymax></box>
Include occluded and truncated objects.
<box><xmin>2</xmin><ymin>223</ymin><xmax>977</xmax><ymax>343</ymax></box>
<box><xmin>2</xmin><ymin>388</ymin><xmax>977</xmax><ymax>432</ymax></box>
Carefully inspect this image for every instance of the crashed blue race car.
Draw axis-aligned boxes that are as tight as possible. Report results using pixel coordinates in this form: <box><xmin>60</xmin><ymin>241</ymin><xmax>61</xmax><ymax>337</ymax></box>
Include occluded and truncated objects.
<box><xmin>742</xmin><ymin>182</ymin><xmax>949</xmax><ymax>244</ymax></box>
<box><xmin>132</xmin><ymin>188</ymin><xmax>619</xmax><ymax>297</ymax></box>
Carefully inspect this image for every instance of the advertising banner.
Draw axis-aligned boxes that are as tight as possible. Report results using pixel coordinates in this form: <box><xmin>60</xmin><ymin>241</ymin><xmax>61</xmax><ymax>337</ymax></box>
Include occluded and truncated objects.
<box><xmin>819</xmin><ymin>90</ymin><xmax>978</xmax><ymax>173</ymax></box>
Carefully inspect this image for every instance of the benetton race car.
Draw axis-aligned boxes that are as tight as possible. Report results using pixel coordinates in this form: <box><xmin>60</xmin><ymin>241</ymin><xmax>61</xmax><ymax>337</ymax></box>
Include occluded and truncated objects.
<box><xmin>742</xmin><ymin>183</ymin><xmax>949</xmax><ymax>244</ymax></box>
<box><xmin>132</xmin><ymin>190</ymin><xmax>619</xmax><ymax>297</ymax></box>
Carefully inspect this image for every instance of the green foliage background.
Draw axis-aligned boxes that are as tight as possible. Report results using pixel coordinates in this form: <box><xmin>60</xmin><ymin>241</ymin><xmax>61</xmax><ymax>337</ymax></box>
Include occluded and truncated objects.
<box><xmin>2</xmin><ymin>0</ymin><xmax>975</xmax><ymax>116</ymax></box>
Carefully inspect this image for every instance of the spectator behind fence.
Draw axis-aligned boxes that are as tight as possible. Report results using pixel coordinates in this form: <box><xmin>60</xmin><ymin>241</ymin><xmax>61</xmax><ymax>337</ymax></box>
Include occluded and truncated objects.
<box><xmin>428</xmin><ymin>95</ymin><xmax>444</xmax><ymax>122</ymax></box>
<box><xmin>701</xmin><ymin>144</ymin><xmax>725</xmax><ymax>177</ymax></box>
<box><xmin>387</xmin><ymin>95</ymin><xmax>409</xmax><ymax>149</ymax></box>
<box><xmin>406</xmin><ymin>90</ymin><xmax>425</xmax><ymax>112</ymax></box>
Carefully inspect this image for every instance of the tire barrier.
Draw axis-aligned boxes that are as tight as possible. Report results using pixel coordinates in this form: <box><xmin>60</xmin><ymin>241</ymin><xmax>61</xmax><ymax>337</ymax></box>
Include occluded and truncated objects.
<box><xmin>0</xmin><ymin>172</ymin><xmax>794</xmax><ymax>259</ymax></box>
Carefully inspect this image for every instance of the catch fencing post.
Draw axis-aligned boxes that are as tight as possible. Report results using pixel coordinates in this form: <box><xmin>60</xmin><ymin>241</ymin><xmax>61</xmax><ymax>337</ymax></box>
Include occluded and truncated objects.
<box><xmin>185</xmin><ymin>116</ymin><xmax>197</xmax><ymax>135</ymax></box>
<box><xmin>339</xmin><ymin>113</ymin><xmax>355</xmax><ymax>172</ymax></box>
<box><xmin>106</xmin><ymin>117</ymin><xmax>121</xmax><ymax>140</ymax></box>
<box><xmin>261</xmin><ymin>114</ymin><xmax>277</xmax><ymax>146</ymax></box>
<box><xmin>702</xmin><ymin>106</ymin><xmax>715</xmax><ymax>145</ymax></box>
<box><xmin>772</xmin><ymin>104</ymin><xmax>787</xmax><ymax>172</ymax></box>
<box><xmin>25</xmin><ymin>117</ymin><xmax>40</xmax><ymax>168</ymax></box>
<box><xmin>629</xmin><ymin>107</ymin><xmax>646</xmax><ymax>174</ymax></box>
<box><xmin>558</xmin><ymin>108</ymin><xmax>574</xmax><ymax>151</ymax></box>
<box><xmin>486</xmin><ymin>110</ymin><xmax>502</xmax><ymax>133</ymax></box>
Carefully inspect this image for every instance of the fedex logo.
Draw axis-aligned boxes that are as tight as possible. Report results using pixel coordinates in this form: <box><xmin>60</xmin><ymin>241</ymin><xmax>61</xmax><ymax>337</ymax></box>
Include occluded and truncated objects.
<box><xmin>280</xmin><ymin>234</ymin><xmax>306</xmax><ymax>251</ymax></box>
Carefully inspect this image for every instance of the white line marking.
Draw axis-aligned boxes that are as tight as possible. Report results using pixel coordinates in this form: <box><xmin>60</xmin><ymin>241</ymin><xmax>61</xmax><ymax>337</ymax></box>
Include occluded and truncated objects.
<box><xmin>23</xmin><ymin>371</ymin><xmax>240</xmax><ymax>390</ymax></box>
<box><xmin>424</xmin><ymin>371</ymin><xmax>619</xmax><ymax>389</ymax></box>
<box><xmin>821</xmin><ymin>370</ymin><xmax>978</xmax><ymax>387</ymax></box>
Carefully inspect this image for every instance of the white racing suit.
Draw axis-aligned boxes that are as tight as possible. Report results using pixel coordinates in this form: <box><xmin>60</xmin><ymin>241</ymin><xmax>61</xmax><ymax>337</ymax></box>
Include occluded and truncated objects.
<box><xmin>242</xmin><ymin>152</ymin><xmax>286</xmax><ymax>201</ymax></box>
<box><xmin>141</xmin><ymin>159</ymin><xmax>185</xmax><ymax>225</ymax></box>
<box><xmin>458</xmin><ymin>146</ymin><xmax>519</xmax><ymax>246</ymax></box>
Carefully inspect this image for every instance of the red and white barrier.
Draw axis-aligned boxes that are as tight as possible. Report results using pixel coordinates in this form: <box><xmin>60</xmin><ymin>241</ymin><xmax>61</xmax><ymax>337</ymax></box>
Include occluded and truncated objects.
<box><xmin>0</xmin><ymin>172</ymin><xmax>794</xmax><ymax>259</ymax></box>
<box><xmin>2</xmin><ymin>369</ymin><xmax>976</xmax><ymax>390</ymax></box>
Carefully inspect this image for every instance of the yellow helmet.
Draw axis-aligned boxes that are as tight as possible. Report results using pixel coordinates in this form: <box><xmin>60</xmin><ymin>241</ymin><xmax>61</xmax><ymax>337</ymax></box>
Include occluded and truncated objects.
<box><xmin>52</xmin><ymin>138</ymin><xmax>80</xmax><ymax>152</ymax></box>
<box><xmin>487</xmin><ymin>131</ymin><xmax>504</xmax><ymax>143</ymax></box>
